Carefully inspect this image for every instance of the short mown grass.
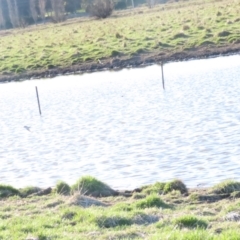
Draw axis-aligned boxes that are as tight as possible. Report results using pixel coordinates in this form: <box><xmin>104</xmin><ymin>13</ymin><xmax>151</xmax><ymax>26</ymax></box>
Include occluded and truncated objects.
<box><xmin>0</xmin><ymin>0</ymin><xmax>240</xmax><ymax>77</ymax></box>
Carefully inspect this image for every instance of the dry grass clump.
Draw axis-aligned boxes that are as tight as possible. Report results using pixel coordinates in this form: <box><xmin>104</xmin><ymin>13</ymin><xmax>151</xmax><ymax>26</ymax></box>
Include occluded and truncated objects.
<box><xmin>182</xmin><ymin>25</ymin><xmax>190</xmax><ymax>30</ymax></box>
<box><xmin>132</xmin><ymin>213</ymin><xmax>161</xmax><ymax>225</ymax></box>
<box><xmin>230</xmin><ymin>191</ymin><xmax>240</xmax><ymax>199</ymax></box>
<box><xmin>132</xmin><ymin>193</ymin><xmax>146</xmax><ymax>199</ymax></box>
<box><xmin>67</xmin><ymin>193</ymin><xmax>108</xmax><ymax>207</ymax></box>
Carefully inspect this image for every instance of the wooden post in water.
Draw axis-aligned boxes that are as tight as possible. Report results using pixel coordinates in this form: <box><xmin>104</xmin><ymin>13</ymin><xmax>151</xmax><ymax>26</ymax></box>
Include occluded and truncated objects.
<box><xmin>35</xmin><ymin>86</ymin><xmax>42</xmax><ymax>116</ymax></box>
<box><xmin>161</xmin><ymin>62</ymin><xmax>165</xmax><ymax>90</ymax></box>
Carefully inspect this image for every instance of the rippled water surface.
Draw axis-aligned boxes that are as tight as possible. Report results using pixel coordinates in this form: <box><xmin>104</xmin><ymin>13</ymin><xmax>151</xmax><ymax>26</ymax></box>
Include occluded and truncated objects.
<box><xmin>1</xmin><ymin>55</ymin><xmax>240</xmax><ymax>189</ymax></box>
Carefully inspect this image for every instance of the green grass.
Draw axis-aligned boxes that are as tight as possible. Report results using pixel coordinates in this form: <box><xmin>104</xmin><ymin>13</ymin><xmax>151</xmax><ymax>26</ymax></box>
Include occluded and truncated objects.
<box><xmin>55</xmin><ymin>181</ymin><xmax>71</xmax><ymax>195</ymax></box>
<box><xmin>0</xmin><ymin>0</ymin><xmax>240</xmax><ymax>77</ymax></box>
<box><xmin>141</xmin><ymin>179</ymin><xmax>187</xmax><ymax>195</ymax></box>
<box><xmin>142</xmin><ymin>181</ymin><xmax>166</xmax><ymax>194</ymax></box>
<box><xmin>164</xmin><ymin>179</ymin><xmax>188</xmax><ymax>194</ymax></box>
<box><xmin>210</xmin><ymin>180</ymin><xmax>240</xmax><ymax>194</ymax></box>
<box><xmin>0</xmin><ymin>184</ymin><xmax>19</xmax><ymax>198</ymax></box>
<box><xmin>1</xmin><ymin>178</ymin><xmax>240</xmax><ymax>239</ymax></box>
<box><xmin>134</xmin><ymin>194</ymin><xmax>170</xmax><ymax>209</ymax></box>
<box><xmin>19</xmin><ymin>186</ymin><xmax>42</xmax><ymax>197</ymax></box>
<box><xmin>173</xmin><ymin>215</ymin><xmax>208</xmax><ymax>229</ymax></box>
<box><xmin>71</xmin><ymin>175</ymin><xmax>117</xmax><ymax>197</ymax></box>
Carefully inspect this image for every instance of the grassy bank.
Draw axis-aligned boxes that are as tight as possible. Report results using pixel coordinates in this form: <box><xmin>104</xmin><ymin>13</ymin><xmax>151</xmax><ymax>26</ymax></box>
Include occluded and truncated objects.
<box><xmin>1</xmin><ymin>176</ymin><xmax>240</xmax><ymax>239</ymax></box>
<box><xmin>0</xmin><ymin>0</ymin><xmax>240</xmax><ymax>80</ymax></box>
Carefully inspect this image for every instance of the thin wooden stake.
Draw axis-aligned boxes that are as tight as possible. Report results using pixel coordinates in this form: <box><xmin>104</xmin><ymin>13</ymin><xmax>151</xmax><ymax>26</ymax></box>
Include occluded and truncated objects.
<box><xmin>35</xmin><ymin>86</ymin><xmax>42</xmax><ymax>115</ymax></box>
<box><xmin>131</xmin><ymin>0</ymin><xmax>134</xmax><ymax>8</ymax></box>
<box><xmin>161</xmin><ymin>62</ymin><xmax>165</xmax><ymax>90</ymax></box>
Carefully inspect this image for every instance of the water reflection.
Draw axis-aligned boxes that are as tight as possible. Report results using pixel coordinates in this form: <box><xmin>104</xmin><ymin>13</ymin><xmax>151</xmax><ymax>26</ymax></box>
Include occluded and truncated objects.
<box><xmin>1</xmin><ymin>55</ymin><xmax>240</xmax><ymax>189</ymax></box>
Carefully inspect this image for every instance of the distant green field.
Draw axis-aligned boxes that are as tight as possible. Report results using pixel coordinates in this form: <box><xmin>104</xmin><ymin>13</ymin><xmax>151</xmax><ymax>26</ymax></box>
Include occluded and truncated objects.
<box><xmin>1</xmin><ymin>177</ymin><xmax>240</xmax><ymax>239</ymax></box>
<box><xmin>0</xmin><ymin>0</ymin><xmax>240</xmax><ymax>75</ymax></box>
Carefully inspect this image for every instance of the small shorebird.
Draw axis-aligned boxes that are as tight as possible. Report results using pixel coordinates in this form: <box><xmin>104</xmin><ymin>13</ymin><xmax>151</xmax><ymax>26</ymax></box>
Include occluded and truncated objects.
<box><xmin>24</xmin><ymin>126</ymin><xmax>31</xmax><ymax>132</ymax></box>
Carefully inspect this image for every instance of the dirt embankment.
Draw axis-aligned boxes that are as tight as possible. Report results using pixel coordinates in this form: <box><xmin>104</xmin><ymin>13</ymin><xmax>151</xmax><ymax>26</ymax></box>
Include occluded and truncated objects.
<box><xmin>1</xmin><ymin>43</ymin><xmax>240</xmax><ymax>83</ymax></box>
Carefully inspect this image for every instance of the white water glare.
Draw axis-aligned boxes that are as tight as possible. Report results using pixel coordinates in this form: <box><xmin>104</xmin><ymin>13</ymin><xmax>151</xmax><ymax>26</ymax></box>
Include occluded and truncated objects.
<box><xmin>1</xmin><ymin>54</ymin><xmax>240</xmax><ymax>189</ymax></box>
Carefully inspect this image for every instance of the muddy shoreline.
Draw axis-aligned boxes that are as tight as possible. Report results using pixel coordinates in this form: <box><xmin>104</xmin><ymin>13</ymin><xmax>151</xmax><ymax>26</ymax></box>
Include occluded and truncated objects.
<box><xmin>1</xmin><ymin>43</ymin><xmax>240</xmax><ymax>83</ymax></box>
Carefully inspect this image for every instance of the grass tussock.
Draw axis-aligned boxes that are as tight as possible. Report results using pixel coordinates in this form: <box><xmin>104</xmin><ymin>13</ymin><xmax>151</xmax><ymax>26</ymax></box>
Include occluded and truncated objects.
<box><xmin>164</xmin><ymin>179</ymin><xmax>188</xmax><ymax>194</ymax></box>
<box><xmin>1</xmin><ymin>177</ymin><xmax>240</xmax><ymax>239</ymax></box>
<box><xmin>55</xmin><ymin>181</ymin><xmax>71</xmax><ymax>195</ymax></box>
<box><xmin>95</xmin><ymin>215</ymin><xmax>132</xmax><ymax>228</ymax></box>
<box><xmin>142</xmin><ymin>182</ymin><xmax>165</xmax><ymax>194</ymax></box>
<box><xmin>71</xmin><ymin>175</ymin><xmax>117</xmax><ymax>197</ymax></box>
<box><xmin>0</xmin><ymin>185</ymin><xmax>19</xmax><ymax>198</ymax></box>
<box><xmin>173</xmin><ymin>32</ymin><xmax>189</xmax><ymax>39</ymax></box>
<box><xmin>173</xmin><ymin>215</ymin><xmax>208</xmax><ymax>229</ymax></box>
<box><xmin>230</xmin><ymin>191</ymin><xmax>240</xmax><ymax>199</ymax></box>
<box><xmin>211</xmin><ymin>180</ymin><xmax>240</xmax><ymax>194</ymax></box>
<box><xmin>68</xmin><ymin>193</ymin><xmax>108</xmax><ymax>207</ymax></box>
<box><xmin>19</xmin><ymin>186</ymin><xmax>42</xmax><ymax>197</ymax></box>
<box><xmin>135</xmin><ymin>194</ymin><xmax>170</xmax><ymax>209</ymax></box>
<box><xmin>142</xmin><ymin>179</ymin><xmax>187</xmax><ymax>195</ymax></box>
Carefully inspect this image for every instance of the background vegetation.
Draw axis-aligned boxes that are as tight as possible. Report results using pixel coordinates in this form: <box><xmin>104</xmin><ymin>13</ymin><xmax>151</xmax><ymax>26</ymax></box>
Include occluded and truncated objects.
<box><xmin>0</xmin><ymin>0</ymin><xmax>239</xmax><ymax>76</ymax></box>
<box><xmin>0</xmin><ymin>0</ymin><xmax>173</xmax><ymax>29</ymax></box>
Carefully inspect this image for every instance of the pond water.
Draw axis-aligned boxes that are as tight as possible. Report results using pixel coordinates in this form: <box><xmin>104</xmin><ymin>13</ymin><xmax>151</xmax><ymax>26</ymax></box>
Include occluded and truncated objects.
<box><xmin>1</xmin><ymin>55</ymin><xmax>240</xmax><ymax>190</ymax></box>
